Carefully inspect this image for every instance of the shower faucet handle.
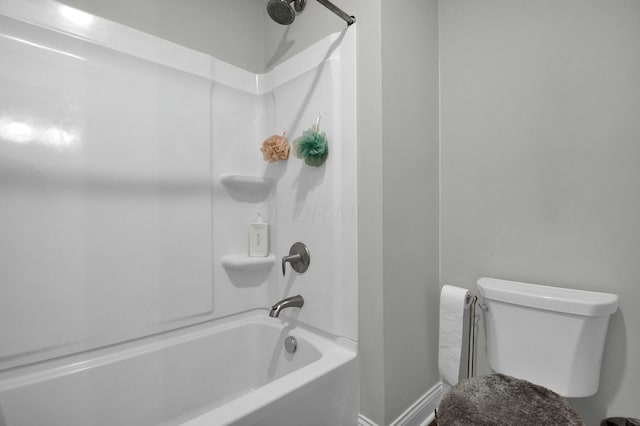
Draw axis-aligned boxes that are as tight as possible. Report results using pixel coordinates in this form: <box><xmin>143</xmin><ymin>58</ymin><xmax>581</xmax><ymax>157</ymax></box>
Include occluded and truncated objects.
<box><xmin>282</xmin><ymin>253</ymin><xmax>302</xmax><ymax>275</ymax></box>
<box><xmin>282</xmin><ymin>242</ymin><xmax>310</xmax><ymax>276</ymax></box>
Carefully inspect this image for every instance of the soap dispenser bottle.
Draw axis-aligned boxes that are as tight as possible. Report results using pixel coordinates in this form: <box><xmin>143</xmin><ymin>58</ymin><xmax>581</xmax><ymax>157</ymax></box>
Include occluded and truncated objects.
<box><xmin>249</xmin><ymin>211</ymin><xmax>269</xmax><ymax>257</ymax></box>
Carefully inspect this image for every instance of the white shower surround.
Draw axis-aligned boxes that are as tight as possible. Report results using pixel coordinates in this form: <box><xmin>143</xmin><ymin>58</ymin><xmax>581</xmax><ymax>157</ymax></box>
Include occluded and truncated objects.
<box><xmin>0</xmin><ymin>0</ymin><xmax>357</xmax><ymax>419</ymax></box>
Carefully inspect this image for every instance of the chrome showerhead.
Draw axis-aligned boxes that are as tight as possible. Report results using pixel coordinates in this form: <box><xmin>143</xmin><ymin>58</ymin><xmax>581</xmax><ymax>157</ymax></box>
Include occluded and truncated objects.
<box><xmin>267</xmin><ymin>0</ymin><xmax>306</xmax><ymax>25</ymax></box>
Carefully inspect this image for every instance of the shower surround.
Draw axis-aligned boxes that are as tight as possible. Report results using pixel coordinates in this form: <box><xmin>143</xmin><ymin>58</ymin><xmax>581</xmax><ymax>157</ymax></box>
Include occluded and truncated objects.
<box><xmin>0</xmin><ymin>0</ymin><xmax>357</xmax><ymax>423</ymax></box>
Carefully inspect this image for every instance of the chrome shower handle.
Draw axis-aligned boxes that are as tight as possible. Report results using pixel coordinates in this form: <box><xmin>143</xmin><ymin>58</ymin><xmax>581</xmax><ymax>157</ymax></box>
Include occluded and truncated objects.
<box><xmin>281</xmin><ymin>242</ymin><xmax>310</xmax><ymax>276</ymax></box>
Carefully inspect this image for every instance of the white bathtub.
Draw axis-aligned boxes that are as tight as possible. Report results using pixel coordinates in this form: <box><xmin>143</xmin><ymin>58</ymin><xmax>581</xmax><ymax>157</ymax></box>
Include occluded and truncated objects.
<box><xmin>0</xmin><ymin>311</ymin><xmax>358</xmax><ymax>426</ymax></box>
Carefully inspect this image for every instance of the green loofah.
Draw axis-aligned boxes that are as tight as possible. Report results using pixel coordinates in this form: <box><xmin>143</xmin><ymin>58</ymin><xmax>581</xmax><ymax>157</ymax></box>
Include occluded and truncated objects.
<box><xmin>293</xmin><ymin>126</ymin><xmax>329</xmax><ymax>167</ymax></box>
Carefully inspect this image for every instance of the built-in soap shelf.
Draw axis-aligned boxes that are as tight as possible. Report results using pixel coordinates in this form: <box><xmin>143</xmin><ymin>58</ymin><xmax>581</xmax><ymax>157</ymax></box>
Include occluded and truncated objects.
<box><xmin>219</xmin><ymin>174</ymin><xmax>274</xmax><ymax>202</ymax></box>
<box><xmin>220</xmin><ymin>174</ymin><xmax>273</xmax><ymax>189</ymax></box>
<box><xmin>221</xmin><ymin>254</ymin><xmax>276</xmax><ymax>271</ymax></box>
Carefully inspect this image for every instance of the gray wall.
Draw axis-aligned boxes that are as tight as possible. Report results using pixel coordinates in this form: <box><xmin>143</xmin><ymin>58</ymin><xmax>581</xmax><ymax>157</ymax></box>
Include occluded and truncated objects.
<box><xmin>58</xmin><ymin>0</ymin><xmax>265</xmax><ymax>73</ymax></box>
<box><xmin>439</xmin><ymin>1</ymin><xmax>640</xmax><ymax>424</ymax></box>
<box><xmin>263</xmin><ymin>0</ymin><xmax>345</xmax><ymax>71</ymax></box>
<box><xmin>381</xmin><ymin>0</ymin><xmax>440</xmax><ymax>422</ymax></box>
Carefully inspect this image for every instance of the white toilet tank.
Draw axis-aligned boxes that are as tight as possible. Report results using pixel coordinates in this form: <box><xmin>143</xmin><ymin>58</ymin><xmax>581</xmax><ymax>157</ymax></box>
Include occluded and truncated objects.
<box><xmin>477</xmin><ymin>277</ymin><xmax>618</xmax><ymax>398</ymax></box>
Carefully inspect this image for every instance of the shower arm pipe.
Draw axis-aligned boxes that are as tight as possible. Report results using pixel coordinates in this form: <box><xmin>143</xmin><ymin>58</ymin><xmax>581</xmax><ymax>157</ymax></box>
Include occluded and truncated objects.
<box><xmin>316</xmin><ymin>0</ymin><xmax>356</xmax><ymax>26</ymax></box>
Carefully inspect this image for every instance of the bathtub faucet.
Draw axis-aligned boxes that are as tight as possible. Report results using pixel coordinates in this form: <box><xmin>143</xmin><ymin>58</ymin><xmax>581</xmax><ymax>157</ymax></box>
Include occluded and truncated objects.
<box><xmin>269</xmin><ymin>295</ymin><xmax>304</xmax><ymax>318</ymax></box>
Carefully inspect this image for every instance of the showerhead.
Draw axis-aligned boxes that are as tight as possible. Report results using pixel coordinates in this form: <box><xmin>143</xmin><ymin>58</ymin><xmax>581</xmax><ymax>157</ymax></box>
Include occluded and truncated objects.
<box><xmin>267</xmin><ymin>0</ymin><xmax>306</xmax><ymax>25</ymax></box>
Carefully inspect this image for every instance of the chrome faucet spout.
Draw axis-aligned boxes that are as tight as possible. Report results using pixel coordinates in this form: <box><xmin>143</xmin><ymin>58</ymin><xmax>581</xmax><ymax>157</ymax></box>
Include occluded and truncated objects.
<box><xmin>269</xmin><ymin>295</ymin><xmax>304</xmax><ymax>318</ymax></box>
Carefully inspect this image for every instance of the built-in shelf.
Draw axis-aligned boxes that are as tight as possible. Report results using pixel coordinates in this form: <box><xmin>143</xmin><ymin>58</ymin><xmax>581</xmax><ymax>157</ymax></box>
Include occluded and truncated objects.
<box><xmin>219</xmin><ymin>174</ymin><xmax>274</xmax><ymax>202</ymax></box>
<box><xmin>220</xmin><ymin>174</ymin><xmax>273</xmax><ymax>191</ymax></box>
<box><xmin>221</xmin><ymin>254</ymin><xmax>276</xmax><ymax>271</ymax></box>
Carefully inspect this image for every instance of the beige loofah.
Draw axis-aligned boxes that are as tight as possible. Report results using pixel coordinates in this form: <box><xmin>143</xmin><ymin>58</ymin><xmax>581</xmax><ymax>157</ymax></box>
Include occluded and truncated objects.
<box><xmin>260</xmin><ymin>133</ymin><xmax>290</xmax><ymax>162</ymax></box>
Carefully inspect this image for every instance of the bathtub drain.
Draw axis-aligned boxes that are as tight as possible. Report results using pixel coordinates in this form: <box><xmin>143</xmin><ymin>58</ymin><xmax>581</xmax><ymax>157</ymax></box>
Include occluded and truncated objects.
<box><xmin>284</xmin><ymin>336</ymin><xmax>297</xmax><ymax>353</ymax></box>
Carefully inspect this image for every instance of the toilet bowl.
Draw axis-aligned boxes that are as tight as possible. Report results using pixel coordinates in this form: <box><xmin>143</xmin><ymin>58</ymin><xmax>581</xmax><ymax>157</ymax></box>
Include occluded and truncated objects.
<box><xmin>437</xmin><ymin>277</ymin><xmax>618</xmax><ymax>425</ymax></box>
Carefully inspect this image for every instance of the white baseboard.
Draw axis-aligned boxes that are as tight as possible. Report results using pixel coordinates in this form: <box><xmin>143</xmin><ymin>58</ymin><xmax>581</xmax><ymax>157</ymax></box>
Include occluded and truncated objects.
<box><xmin>389</xmin><ymin>382</ymin><xmax>442</xmax><ymax>426</ymax></box>
<box><xmin>358</xmin><ymin>414</ymin><xmax>379</xmax><ymax>426</ymax></box>
<box><xmin>358</xmin><ymin>382</ymin><xmax>443</xmax><ymax>426</ymax></box>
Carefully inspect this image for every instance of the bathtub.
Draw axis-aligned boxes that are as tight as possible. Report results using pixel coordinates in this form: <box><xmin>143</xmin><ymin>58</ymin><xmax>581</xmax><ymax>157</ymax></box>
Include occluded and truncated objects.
<box><xmin>0</xmin><ymin>311</ymin><xmax>358</xmax><ymax>426</ymax></box>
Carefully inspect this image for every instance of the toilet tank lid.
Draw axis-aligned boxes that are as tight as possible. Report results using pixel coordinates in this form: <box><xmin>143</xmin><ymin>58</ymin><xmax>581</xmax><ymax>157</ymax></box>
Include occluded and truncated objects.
<box><xmin>477</xmin><ymin>277</ymin><xmax>618</xmax><ymax>317</ymax></box>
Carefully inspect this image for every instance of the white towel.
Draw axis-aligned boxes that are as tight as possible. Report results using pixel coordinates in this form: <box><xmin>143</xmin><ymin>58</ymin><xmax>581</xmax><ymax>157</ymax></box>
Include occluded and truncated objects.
<box><xmin>438</xmin><ymin>285</ymin><xmax>470</xmax><ymax>386</ymax></box>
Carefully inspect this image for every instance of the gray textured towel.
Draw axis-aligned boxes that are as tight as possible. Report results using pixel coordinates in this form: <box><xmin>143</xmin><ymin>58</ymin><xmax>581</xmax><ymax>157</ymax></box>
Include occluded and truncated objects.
<box><xmin>437</xmin><ymin>374</ymin><xmax>584</xmax><ymax>426</ymax></box>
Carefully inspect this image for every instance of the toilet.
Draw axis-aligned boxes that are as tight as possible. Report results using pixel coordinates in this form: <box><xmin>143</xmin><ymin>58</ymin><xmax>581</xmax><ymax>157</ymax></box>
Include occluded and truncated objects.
<box><xmin>437</xmin><ymin>277</ymin><xmax>619</xmax><ymax>425</ymax></box>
